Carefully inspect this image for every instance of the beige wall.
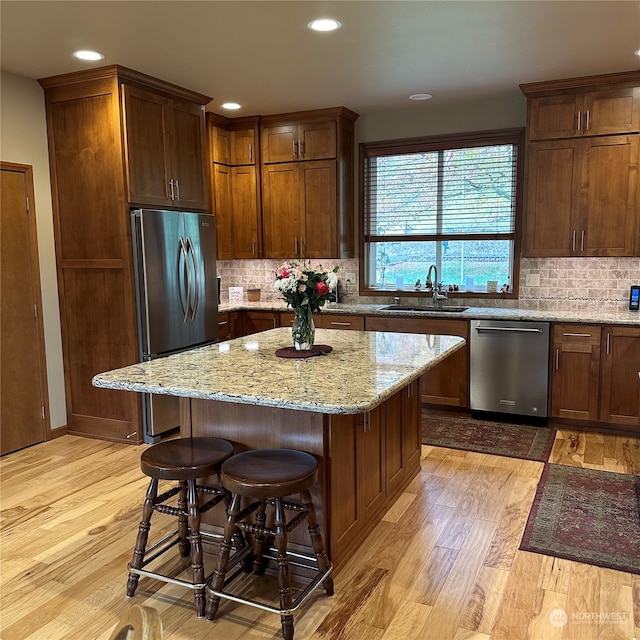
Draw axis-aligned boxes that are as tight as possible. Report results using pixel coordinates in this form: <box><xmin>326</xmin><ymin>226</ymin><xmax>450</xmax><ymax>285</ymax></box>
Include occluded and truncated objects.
<box><xmin>1</xmin><ymin>71</ymin><xmax>66</xmax><ymax>430</ymax></box>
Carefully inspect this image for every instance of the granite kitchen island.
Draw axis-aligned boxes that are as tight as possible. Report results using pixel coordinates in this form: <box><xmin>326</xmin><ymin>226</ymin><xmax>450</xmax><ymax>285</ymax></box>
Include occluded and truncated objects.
<box><xmin>93</xmin><ymin>327</ymin><xmax>464</xmax><ymax>572</ymax></box>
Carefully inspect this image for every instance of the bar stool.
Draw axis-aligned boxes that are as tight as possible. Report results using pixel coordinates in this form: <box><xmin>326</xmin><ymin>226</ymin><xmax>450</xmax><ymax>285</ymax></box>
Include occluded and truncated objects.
<box><xmin>127</xmin><ymin>437</ymin><xmax>234</xmax><ymax>618</ymax></box>
<box><xmin>205</xmin><ymin>448</ymin><xmax>334</xmax><ymax>640</ymax></box>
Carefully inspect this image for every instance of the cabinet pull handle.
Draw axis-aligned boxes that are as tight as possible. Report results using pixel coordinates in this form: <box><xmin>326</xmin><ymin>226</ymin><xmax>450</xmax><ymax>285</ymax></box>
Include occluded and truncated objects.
<box><xmin>218</xmin><ymin>320</ymin><xmax>228</xmax><ymax>327</ymax></box>
<box><xmin>563</xmin><ymin>332</ymin><xmax>592</xmax><ymax>337</ymax></box>
<box><xmin>572</xmin><ymin>230</ymin><xmax>577</xmax><ymax>253</ymax></box>
<box><xmin>169</xmin><ymin>179</ymin><xmax>175</xmax><ymax>200</ymax></box>
<box><xmin>292</xmin><ymin>140</ymin><xmax>297</xmax><ymax>158</ymax></box>
<box><xmin>272</xmin><ymin>317</ymin><xmax>277</xmax><ymax>328</ymax></box>
<box><xmin>580</xmin><ymin>229</ymin><xmax>585</xmax><ymax>252</ymax></box>
<box><xmin>175</xmin><ymin>179</ymin><xmax>180</xmax><ymax>201</ymax></box>
<box><xmin>555</xmin><ymin>348</ymin><xmax>560</xmax><ymax>370</ymax></box>
<box><xmin>585</xmin><ymin>110</ymin><xmax>590</xmax><ymax>131</ymax></box>
<box><xmin>330</xmin><ymin>321</ymin><xmax>351</xmax><ymax>326</ymax></box>
<box><xmin>248</xmin><ymin>143</ymin><xmax>253</xmax><ymax>162</ymax></box>
<box><xmin>577</xmin><ymin>111</ymin><xmax>581</xmax><ymax>131</ymax></box>
<box><xmin>606</xmin><ymin>332</ymin><xmax>610</xmax><ymax>355</ymax></box>
<box><xmin>299</xmin><ymin>140</ymin><xmax>305</xmax><ymax>156</ymax></box>
<box><xmin>294</xmin><ymin>237</ymin><xmax>299</xmax><ymax>255</ymax></box>
<box><xmin>252</xmin><ymin>239</ymin><xmax>256</xmax><ymax>256</ymax></box>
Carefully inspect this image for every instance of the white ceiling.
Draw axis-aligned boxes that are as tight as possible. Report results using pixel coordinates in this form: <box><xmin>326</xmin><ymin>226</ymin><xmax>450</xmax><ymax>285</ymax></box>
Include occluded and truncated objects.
<box><xmin>1</xmin><ymin>1</ymin><xmax>639</xmax><ymax>117</ymax></box>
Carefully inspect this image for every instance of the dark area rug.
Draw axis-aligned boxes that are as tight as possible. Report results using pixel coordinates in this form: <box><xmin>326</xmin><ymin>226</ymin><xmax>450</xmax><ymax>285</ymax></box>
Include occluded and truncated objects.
<box><xmin>422</xmin><ymin>411</ymin><xmax>556</xmax><ymax>462</ymax></box>
<box><xmin>520</xmin><ymin>464</ymin><xmax>640</xmax><ymax>574</ymax></box>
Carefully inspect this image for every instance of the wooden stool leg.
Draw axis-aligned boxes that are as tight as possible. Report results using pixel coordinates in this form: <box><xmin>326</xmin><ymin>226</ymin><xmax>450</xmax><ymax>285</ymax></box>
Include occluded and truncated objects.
<box><xmin>127</xmin><ymin>478</ymin><xmax>158</xmax><ymax>598</ymax></box>
<box><xmin>274</xmin><ymin>498</ymin><xmax>294</xmax><ymax>640</ymax></box>
<box><xmin>205</xmin><ymin>492</ymin><xmax>241</xmax><ymax>621</ymax></box>
<box><xmin>177</xmin><ymin>481</ymin><xmax>190</xmax><ymax>558</ymax></box>
<box><xmin>301</xmin><ymin>490</ymin><xmax>334</xmax><ymax>596</ymax></box>
<box><xmin>252</xmin><ymin>499</ymin><xmax>267</xmax><ymax>575</ymax></box>
<box><xmin>187</xmin><ymin>479</ymin><xmax>206</xmax><ymax>618</ymax></box>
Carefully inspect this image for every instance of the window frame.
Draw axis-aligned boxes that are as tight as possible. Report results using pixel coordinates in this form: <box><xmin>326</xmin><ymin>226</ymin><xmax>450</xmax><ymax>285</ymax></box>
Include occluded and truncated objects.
<box><xmin>358</xmin><ymin>128</ymin><xmax>525</xmax><ymax>299</ymax></box>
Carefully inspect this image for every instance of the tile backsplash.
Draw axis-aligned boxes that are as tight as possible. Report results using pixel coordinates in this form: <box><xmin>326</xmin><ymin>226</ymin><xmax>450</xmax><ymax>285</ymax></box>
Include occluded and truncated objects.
<box><xmin>217</xmin><ymin>257</ymin><xmax>639</xmax><ymax>313</ymax></box>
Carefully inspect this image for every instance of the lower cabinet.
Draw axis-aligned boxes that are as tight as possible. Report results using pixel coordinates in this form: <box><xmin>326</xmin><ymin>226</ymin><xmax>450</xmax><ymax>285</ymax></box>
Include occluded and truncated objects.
<box><xmin>239</xmin><ymin>311</ymin><xmax>279</xmax><ymax>336</ymax></box>
<box><xmin>327</xmin><ymin>383</ymin><xmax>420</xmax><ymax>569</ymax></box>
<box><xmin>600</xmin><ymin>326</ymin><xmax>640</xmax><ymax>427</ymax></box>
<box><xmin>365</xmin><ymin>316</ymin><xmax>469</xmax><ymax>408</ymax></box>
<box><xmin>551</xmin><ymin>323</ymin><xmax>640</xmax><ymax>430</ymax></box>
<box><xmin>551</xmin><ymin>324</ymin><xmax>601</xmax><ymax>421</ymax></box>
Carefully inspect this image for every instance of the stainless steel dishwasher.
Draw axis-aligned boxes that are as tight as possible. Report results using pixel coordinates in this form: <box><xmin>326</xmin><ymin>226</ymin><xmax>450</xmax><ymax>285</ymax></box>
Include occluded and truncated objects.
<box><xmin>470</xmin><ymin>319</ymin><xmax>550</xmax><ymax>418</ymax></box>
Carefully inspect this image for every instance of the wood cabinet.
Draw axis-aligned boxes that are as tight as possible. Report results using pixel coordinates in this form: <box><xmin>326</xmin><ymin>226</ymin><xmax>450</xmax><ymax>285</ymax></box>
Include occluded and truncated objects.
<box><xmin>521</xmin><ymin>71</ymin><xmax>640</xmax><ymax>258</ymax></box>
<box><xmin>365</xmin><ymin>316</ymin><xmax>469</xmax><ymax>408</ymax></box>
<box><xmin>38</xmin><ymin>65</ymin><xmax>211</xmax><ymax>443</ymax></box>
<box><xmin>239</xmin><ymin>311</ymin><xmax>279</xmax><ymax>336</ymax></box>
<box><xmin>123</xmin><ymin>85</ymin><xmax>208</xmax><ymax>210</ymax></box>
<box><xmin>207</xmin><ymin>115</ymin><xmax>261</xmax><ymax>259</ymax></box>
<box><xmin>260</xmin><ymin>108</ymin><xmax>358</xmax><ymax>260</ymax></box>
<box><xmin>525</xmin><ymin>135</ymin><xmax>639</xmax><ymax>256</ymax></box>
<box><xmin>328</xmin><ymin>383</ymin><xmax>419</xmax><ymax>569</ymax></box>
<box><xmin>261</xmin><ymin>120</ymin><xmax>337</xmax><ymax>163</ymax></box>
<box><xmin>262</xmin><ymin>160</ymin><xmax>338</xmax><ymax>259</ymax></box>
<box><xmin>217</xmin><ymin>312</ymin><xmax>232</xmax><ymax>341</ymax></box>
<box><xmin>551</xmin><ymin>324</ymin><xmax>601</xmax><ymax>421</ymax></box>
<box><xmin>279</xmin><ymin>312</ymin><xmax>364</xmax><ymax>331</ymax></box>
<box><xmin>600</xmin><ymin>326</ymin><xmax>640</xmax><ymax>427</ymax></box>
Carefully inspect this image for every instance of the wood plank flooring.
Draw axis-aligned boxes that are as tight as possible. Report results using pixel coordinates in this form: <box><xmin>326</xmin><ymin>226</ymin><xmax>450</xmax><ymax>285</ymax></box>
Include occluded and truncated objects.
<box><xmin>1</xmin><ymin>428</ymin><xmax>638</xmax><ymax>640</ymax></box>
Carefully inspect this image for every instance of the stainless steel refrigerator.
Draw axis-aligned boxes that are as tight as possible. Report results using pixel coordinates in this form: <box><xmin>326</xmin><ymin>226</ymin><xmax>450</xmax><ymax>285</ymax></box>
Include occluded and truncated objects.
<box><xmin>131</xmin><ymin>209</ymin><xmax>218</xmax><ymax>442</ymax></box>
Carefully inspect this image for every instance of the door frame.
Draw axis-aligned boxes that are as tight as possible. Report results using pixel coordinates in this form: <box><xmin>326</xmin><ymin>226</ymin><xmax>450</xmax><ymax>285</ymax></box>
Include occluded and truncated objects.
<box><xmin>1</xmin><ymin>161</ymin><xmax>51</xmax><ymax>444</ymax></box>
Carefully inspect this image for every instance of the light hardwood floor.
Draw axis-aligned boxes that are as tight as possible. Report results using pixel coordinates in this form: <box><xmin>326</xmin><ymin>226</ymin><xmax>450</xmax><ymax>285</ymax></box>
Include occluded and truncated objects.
<box><xmin>1</xmin><ymin>429</ymin><xmax>638</xmax><ymax>640</ymax></box>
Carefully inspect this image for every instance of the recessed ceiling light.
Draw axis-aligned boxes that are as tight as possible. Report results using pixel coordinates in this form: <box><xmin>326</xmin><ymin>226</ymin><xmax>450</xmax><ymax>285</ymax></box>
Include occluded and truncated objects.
<box><xmin>221</xmin><ymin>102</ymin><xmax>241</xmax><ymax>110</ymax></box>
<box><xmin>73</xmin><ymin>50</ymin><xmax>104</xmax><ymax>61</ymax></box>
<box><xmin>409</xmin><ymin>93</ymin><xmax>433</xmax><ymax>101</ymax></box>
<box><xmin>308</xmin><ymin>18</ymin><xmax>342</xmax><ymax>32</ymax></box>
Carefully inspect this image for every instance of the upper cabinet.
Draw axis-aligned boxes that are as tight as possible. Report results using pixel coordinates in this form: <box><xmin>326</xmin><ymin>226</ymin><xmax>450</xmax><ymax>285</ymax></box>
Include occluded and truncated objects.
<box><xmin>521</xmin><ymin>71</ymin><xmax>640</xmax><ymax>258</ymax></box>
<box><xmin>260</xmin><ymin>107</ymin><xmax>358</xmax><ymax>260</ymax></box>
<box><xmin>123</xmin><ymin>85</ymin><xmax>209</xmax><ymax>210</ymax></box>
<box><xmin>261</xmin><ymin>120</ymin><xmax>337</xmax><ymax>163</ymax></box>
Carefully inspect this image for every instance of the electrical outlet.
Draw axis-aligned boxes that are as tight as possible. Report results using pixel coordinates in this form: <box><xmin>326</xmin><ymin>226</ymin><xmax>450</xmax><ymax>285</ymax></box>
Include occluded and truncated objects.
<box><xmin>525</xmin><ymin>273</ymin><xmax>540</xmax><ymax>287</ymax></box>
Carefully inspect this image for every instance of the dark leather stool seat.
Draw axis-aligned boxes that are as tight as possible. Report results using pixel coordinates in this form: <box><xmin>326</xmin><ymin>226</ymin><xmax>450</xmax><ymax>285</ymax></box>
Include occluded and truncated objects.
<box><xmin>127</xmin><ymin>437</ymin><xmax>233</xmax><ymax>618</ymax></box>
<box><xmin>205</xmin><ymin>448</ymin><xmax>333</xmax><ymax>640</ymax></box>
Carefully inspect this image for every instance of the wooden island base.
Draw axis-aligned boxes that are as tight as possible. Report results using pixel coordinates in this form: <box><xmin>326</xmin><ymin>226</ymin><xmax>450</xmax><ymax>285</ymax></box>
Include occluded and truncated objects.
<box><xmin>180</xmin><ymin>378</ymin><xmax>421</xmax><ymax>574</ymax></box>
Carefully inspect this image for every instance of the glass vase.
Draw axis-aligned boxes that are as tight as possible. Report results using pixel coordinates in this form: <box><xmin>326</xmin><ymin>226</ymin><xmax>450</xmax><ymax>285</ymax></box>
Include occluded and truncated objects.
<box><xmin>292</xmin><ymin>306</ymin><xmax>315</xmax><ymax>351</ymax></box>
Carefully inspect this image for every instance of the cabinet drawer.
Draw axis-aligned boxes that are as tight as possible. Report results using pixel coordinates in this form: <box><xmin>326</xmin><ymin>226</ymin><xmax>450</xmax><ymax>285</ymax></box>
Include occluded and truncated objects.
<box><xmin>318</xmin><ymin>314</ymin><xmax>364</xmax><ymax>330</ymax></box>
<box><xmin>552</xmin><ymin>324</ymin><xmax>601</xmax><ymax>345</ymax></box>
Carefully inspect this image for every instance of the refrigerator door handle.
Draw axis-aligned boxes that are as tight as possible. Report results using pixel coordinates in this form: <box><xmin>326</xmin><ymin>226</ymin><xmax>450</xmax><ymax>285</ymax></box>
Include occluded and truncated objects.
<box><xmin>187</xmin><ymin>236</ymin><xmax>199</xmax><ymax>321</ymax></box>
<box><xmin>178</xmin><ymin>236</ymin><xmax>191</xmax><ymax>323</ymax></box>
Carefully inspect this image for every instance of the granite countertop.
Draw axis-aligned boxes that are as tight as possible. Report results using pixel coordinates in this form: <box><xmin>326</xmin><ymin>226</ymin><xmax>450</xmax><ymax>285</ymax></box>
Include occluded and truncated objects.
<box><xmin>92</xmin><ymin>327</ymin><xmax>465</xmax><ymax>414</ymax></box>
<box><xmin>220</xmin><ymin>301</ymin><xmax>640</xmax><ymax>325</ymax></box>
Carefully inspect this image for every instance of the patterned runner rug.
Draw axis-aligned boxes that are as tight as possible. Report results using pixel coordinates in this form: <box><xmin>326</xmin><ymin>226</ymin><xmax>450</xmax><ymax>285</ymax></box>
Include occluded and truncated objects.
<box><xmin>422</xmin><ymin>411</ymin><xmax>556</xmax><ymax>462</ymax></box>
<box><xmin>520</xmin><ymin>464</ymin><xmax>640</xmax><ymax>574</ymax></box>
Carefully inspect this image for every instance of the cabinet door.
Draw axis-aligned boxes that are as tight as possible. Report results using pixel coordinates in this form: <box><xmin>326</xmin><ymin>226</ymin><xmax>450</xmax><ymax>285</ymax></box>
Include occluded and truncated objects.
<box><xmin>402</xmin><ymin>380</ymin><xmax>421</xmax><ymax>471</ymax></box>
<box><xmin>241</xmin><ymin>311</ymin><xmax>278</xmax><ymax>336</ymax></box>
<box><xmin>524</xmin><ymin>140</ymin><xmax>581</xmax><ymax>257</ymax></box>
<box><xmin>300</xmin><ymin>161</ymin><xmax>337</xmax><ymax>258</ymax></box>
<box><xmin>169</xmin><ymin>99</ymin><xmax>208</xmax><ymax>210</ymax></box>
<box><xmin>210</xmin><ymin>126</ymin><xmax>231</xmax><ymax>164</ymax></box>
<box><xmin>584</xmin><ymin>87</ymin><xmax>640</xmax><ymax>136</ymax></box>
<box><xmin>217</xmin><ymin>312</ymin><xmax>232</xmax><ymax>341</ymax></box>
<box><xmin>231</xmin><ymin>166</ymin><xmax>260</xmax><ymax>259</ymax></box>
<box><xmin>550</xmin><ymin>324</ymin><xmax>601</xmax><ymax>421</ymax></box>
<box><xmin>298</xmin><ymin>121</ymin><xmax>337</xmax><ymax>160</ymax></box>
<box><xmin>231</xmin><ymin>128</ymin><xmax>256</xmax><ymax>165</ymax></box>
<box><xmin>600</xmin><ymin>326</ymin><xmax>640</xmax><ymax>426</ymax></box>
<box><xmin>579</xmin><ymin>135</ymin><xmax>638</xmax><ymax>257</ymax></box>
<box><xmin>384</xmin><ymin>390</ymin><xmax>405</xmax><ymax>496</ymax></box>
<box><xmin>528</xmin><ymin>94</ymin><xmax>581</xmax><ymax>140</ymax></box>
<box><xmin>123</xmin><ymin>85</ymin><xmax>171</xmax><ymax>206</ymax></box>
<box><xmin>261</xmin><ymin>124</ymin><xmax>297</xmax><ymax>163</ymax></box>
<box><xmin>262</xmin><ymin>164</ymin><xmax>301</xmax><ymax>258</ymax></box>
<box><xmin>357</xmin><ymin>408</ymin><xmax>385</xmax><ymax>516</ymax></box>
<box><xmin>211</xmin><ymin>164</ymin><xmax>233</xmax><ymax>260</ymax></box>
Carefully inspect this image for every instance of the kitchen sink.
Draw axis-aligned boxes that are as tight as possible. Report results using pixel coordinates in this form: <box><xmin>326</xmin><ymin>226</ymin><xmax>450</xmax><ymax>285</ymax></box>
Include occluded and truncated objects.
<box><xmin>379</xmin><ymin>305</ymin><xmax>469</xmax><ymax>313</ymax></box>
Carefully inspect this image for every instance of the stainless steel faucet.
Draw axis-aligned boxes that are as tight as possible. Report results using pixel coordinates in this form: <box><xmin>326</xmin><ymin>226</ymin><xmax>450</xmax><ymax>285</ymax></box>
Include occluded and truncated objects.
<box><xmin>426</xmin><ymin>264</ymin><xmax>447</xmax><ymax>307</ymax></box>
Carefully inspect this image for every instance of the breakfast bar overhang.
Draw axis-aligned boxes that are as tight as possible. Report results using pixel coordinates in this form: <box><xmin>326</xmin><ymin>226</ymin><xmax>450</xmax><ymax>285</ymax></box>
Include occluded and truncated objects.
<box><xmin>93</xmin><ymin>327</ymin><xmax>465</xmax><ymax>573</ymax></box>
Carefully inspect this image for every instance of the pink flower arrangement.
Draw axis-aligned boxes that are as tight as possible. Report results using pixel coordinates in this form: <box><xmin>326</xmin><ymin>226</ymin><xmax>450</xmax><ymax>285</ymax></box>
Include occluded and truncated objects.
<box><xmin>273</xmin><ymin>261</ymin><xmax>339</xmax><ymax>313</ymax></box>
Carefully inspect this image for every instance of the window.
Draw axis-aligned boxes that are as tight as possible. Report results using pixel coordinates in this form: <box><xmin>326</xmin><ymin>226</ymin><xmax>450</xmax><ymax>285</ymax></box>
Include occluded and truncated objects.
<box><xmin>360</xmin><ymin>129</ymin><xmax>523</xmax><ymax>296</ymax></box>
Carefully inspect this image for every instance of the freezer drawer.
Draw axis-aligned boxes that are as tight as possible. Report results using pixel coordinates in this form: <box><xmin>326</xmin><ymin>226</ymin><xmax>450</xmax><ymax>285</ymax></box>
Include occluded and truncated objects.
<box><xmin>470</xmin><ymin>320</ymin><xmax>550</xmax><ymax>418</ymax></box>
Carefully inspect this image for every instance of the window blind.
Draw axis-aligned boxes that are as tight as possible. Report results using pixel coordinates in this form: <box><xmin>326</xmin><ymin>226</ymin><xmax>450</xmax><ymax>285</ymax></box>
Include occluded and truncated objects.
<box><xmin>364</xmin><ymin>143</ymin><xmax>518</xmax><ymax>239</ymax></box>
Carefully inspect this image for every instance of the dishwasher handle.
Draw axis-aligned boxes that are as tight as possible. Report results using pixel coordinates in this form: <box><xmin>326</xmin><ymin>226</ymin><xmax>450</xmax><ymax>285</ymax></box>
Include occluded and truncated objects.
<box><xmin>474</xmin><ymin>326</ymin><xmax>543</xmax><ymax>334</ymax></box>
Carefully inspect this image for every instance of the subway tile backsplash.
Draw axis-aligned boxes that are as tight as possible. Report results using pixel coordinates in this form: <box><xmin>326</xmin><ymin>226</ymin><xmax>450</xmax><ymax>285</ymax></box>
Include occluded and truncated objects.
<box><xmin>217</xmin><ymin>257</ymin><xmax>640</xmax><ymax>313</ymax></box>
